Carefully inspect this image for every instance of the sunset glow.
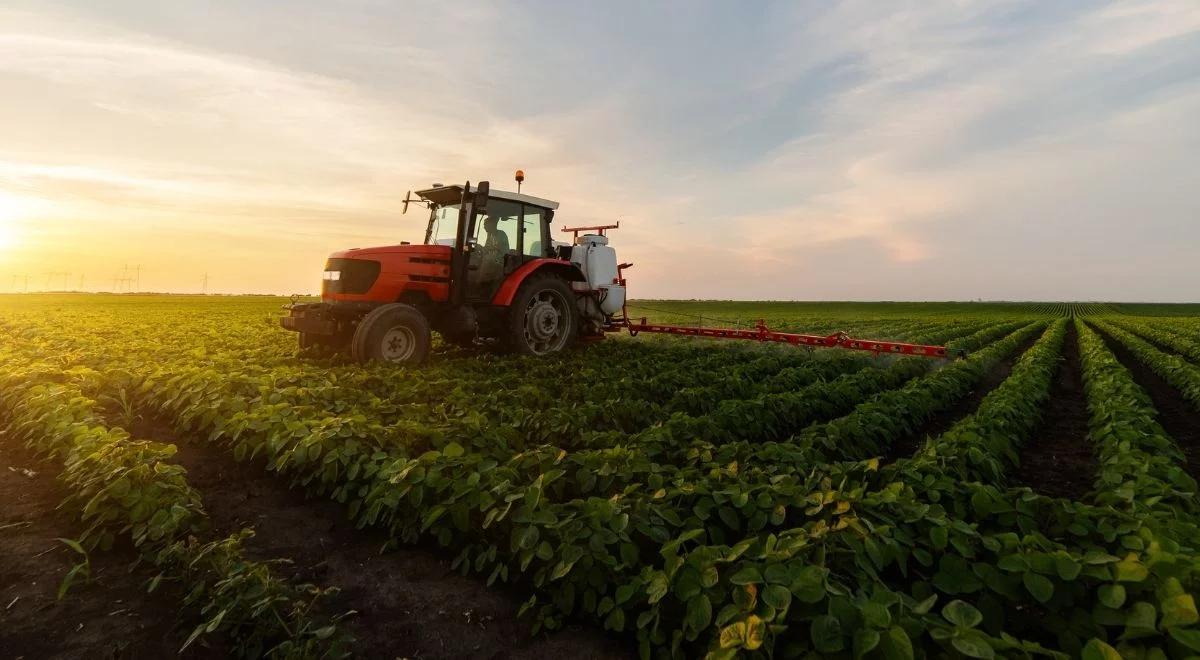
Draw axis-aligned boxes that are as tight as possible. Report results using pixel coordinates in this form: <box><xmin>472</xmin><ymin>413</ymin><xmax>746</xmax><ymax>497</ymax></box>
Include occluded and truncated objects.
<box><xmin>0</xmin><ymin>2</ymin><xmax>1197</xmax><ymax>299</ymax></box>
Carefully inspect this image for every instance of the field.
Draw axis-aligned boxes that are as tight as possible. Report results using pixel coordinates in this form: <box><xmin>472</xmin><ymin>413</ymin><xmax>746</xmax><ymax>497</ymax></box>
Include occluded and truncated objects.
<box><xmin>4</xmin><ymin>295</ymin><xmax>1200</xmax><ymax>659</ymax></box>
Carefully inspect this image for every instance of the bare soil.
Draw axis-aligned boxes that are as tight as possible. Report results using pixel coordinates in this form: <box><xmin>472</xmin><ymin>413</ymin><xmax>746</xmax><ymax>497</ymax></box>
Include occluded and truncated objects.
<box><xmin>138</xmin><ymin>419</ymin><xmax>631</xmax><ymax>660</ymax></box>
<box><xmin>0</xmin><ymin>436</ymin><xmax>221</xmax><ymax>660</ymax></box>
<box><xmin>1012</xmin><ymin>323</ymin><xmax>1096</xmax><ymax>499</ymax></box>
<box><xmin>1094</xmin><ymin>327</ymin><xmax>1200</xmax><ymax>480</ymax></box>
<box><xmin>885</xmin><ymin>332</ymin><xmax>1040</xmax><ymax>461</ymax></box>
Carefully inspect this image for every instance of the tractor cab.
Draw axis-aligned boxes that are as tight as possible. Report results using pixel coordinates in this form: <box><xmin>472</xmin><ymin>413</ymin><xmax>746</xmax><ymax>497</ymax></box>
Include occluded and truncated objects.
<box><xmin>413</xmin><ymin>184</ymin><xmax>563</xmax><ymax>304</ymax></box>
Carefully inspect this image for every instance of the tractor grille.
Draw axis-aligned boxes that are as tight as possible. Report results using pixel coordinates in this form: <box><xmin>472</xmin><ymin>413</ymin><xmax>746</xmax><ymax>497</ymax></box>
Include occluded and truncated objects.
<box><xmin>323</xmin><ymin>258</ymin><xmax>381</xmax><ymax>295</ymax></box>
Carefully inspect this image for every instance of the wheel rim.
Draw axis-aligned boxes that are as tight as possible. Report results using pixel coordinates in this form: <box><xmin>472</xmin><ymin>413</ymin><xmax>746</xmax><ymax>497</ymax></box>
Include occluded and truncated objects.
<box><xmin>380</xmin><ymin>326</ymin><xmax>416</xmax><ymax>361</ymax></box>
<box><xmin>523</xmin><ymin>288</ymin><xmax>571</xmax><ymax>355</ymax></box>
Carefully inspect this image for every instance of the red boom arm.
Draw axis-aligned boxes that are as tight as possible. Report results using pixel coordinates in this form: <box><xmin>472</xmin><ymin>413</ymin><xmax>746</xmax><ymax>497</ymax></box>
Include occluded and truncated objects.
<box><xmin>621</xmin><ymin>318</ymin><xmax>949</xmax><ymax>357</ymax></box>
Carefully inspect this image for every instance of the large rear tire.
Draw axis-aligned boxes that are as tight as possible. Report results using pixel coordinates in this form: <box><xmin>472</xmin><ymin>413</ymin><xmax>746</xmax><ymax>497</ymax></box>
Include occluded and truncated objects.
<box><xmin>351</xmin><ymin>304</ymin><xmax>431</xmax><ymax>364</ymax></box>
<box><xmin>503</xmin><ymin>275</ymin><xmax>578</xmax><ymax>356</ymax></box>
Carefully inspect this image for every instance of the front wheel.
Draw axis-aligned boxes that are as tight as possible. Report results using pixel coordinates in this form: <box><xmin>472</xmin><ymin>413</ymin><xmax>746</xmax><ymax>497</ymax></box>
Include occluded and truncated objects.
<box><xmin>503</xmin><ymin>275</ymin><xmax>578</xmax><ymax>356</ymax></box>
<box><xmin>351</xmin><ymin>304</ymin><xmax>431</xmax><ymax>364</ymax></box>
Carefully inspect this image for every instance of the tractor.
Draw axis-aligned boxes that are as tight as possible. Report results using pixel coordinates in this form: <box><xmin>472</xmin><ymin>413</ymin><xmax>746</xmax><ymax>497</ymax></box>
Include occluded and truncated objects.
<box><xmin>280</xmin><ymin>175</ymin><xmax>627</xmax><ymax>363</ymax></box>
<box><xmin>281</xmin><ymin>172</ymin><xmax>953</xmax><ymax>363</ymax></box>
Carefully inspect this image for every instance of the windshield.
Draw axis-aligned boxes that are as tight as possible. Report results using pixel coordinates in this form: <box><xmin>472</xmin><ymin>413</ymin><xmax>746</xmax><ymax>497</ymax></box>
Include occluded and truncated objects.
<box><xmin>427</xmin><ymin>204</ymin><xmax>460</xmax><ymax>245</ymax></box>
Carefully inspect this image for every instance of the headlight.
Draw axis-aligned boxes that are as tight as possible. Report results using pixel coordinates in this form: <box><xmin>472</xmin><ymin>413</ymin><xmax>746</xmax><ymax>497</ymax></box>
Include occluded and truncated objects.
<box><xmin>322</xmin><ymin>270</ymin><xmax>341</xmax><ymax>281</ymax></box>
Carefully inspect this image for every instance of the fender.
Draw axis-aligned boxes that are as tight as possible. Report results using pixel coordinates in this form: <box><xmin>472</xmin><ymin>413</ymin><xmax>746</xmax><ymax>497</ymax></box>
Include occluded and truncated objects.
<box><xmin>492</xmin><ymin>258</ymin><xmax>586</xmax><ymax>306</ymax></box>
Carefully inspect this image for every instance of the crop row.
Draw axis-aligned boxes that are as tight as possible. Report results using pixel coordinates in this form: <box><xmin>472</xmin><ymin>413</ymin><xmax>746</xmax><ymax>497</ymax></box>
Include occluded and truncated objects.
<box><xmin>1107</xmin><ymin>318</ymin><xmax>1200</xmax><ymax>365</ymax></box>
<box><xmin>0</xmin><ymin>335</ymin><xmax>346</xmax><ymax>657</ymax></box>
<box><xmin>1076</xmin><ymin>321</ymin><xmax>1198</xmax><ymax>514</ymax></box>
<box><xmin>1089</xmin><ymin>320</ymin><xmax>1200</xmax><ymax>412</ymax></box>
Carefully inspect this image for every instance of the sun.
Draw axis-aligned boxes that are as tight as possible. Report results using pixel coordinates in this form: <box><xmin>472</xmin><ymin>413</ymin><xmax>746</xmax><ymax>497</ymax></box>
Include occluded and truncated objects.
<box><xmin>0</xmin><ymin>191</ymin><xmax>33</xmax><ymax>251</ymax></box>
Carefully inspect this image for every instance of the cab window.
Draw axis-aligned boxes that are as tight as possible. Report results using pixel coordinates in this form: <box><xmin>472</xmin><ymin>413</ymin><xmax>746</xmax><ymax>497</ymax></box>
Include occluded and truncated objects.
<box><xmin>522</xmin><ymin>207</ymin><xmax>546</xmax><ymax>257</ymax></box>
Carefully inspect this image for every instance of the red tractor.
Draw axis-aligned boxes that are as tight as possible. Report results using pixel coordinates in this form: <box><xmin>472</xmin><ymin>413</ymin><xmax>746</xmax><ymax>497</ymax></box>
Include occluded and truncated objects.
<box><xmin>281</xmin><ymin>177</ymin><xmax>627</xmax><ymax>363</ymax></box>
<box><xmin>282</xmin><ymin>173</ymin><xmax>953</xmax><ymax>364</ymax></box>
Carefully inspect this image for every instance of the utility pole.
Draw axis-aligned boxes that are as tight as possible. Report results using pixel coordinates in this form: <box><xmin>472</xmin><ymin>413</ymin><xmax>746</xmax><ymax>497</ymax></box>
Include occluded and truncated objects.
<box><xmin>78</xmin><ymin>274</ymin><xmax>84</xmax><ymax>291</ymax></box>
<box><xmin>134</xmin><ymin>264</ymin><xmax>141</xmax><ymax>292</ymax></box>
<box><xmin>202</xmin><ymin>272</ymin><xmax>208</xmax><ymax>295</ymax></box>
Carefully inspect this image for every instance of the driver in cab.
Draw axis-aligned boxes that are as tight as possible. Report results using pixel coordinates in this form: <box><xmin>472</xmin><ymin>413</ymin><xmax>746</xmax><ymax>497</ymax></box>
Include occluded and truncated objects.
<box><xmin>477</xmin><ymin>214</ymin><xmax>509</xmax><ymax>284</ymax></box>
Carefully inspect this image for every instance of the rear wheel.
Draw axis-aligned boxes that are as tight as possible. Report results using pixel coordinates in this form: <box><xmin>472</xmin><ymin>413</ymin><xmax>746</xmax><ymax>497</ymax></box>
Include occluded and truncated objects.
<box><xmin>351</xmin><ymin>304</ymin><xmax>431</xmax><ymax>364</ymax></box>
<box><xmin>503</xmin><ymin>275</ymin><xmax>578</xmax><ymax>356</ymax></box>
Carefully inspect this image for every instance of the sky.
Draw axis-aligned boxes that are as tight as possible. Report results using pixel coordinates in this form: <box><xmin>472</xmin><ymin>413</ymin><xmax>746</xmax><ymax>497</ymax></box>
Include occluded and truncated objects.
<box><xmin>0</xmin><ymin>1</ymin><xmax>1197</xmax><ymax>300</ymax></box>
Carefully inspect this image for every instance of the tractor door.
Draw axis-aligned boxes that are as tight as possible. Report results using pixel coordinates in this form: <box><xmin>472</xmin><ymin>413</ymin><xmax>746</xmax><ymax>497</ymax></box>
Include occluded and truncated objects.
<box><xmin>465</xmin><ymin>200</ymin><xmax>550</xmax><ymax>302</ymax></box>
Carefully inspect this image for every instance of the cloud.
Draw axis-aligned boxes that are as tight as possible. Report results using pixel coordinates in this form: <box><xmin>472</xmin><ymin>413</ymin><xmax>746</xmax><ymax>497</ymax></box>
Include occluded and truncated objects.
<box><xmin>0</xmin><ymin>1</ymin><xmax>1196</xmax><ymax>299</ymax></box>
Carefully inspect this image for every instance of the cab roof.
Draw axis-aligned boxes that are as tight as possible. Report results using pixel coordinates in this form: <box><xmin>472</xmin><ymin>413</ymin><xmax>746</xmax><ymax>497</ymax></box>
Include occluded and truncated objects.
<box><xmin>415</xmin><ymin>184</ymin><xmax>559</xmax><ymax>210</ymax></box>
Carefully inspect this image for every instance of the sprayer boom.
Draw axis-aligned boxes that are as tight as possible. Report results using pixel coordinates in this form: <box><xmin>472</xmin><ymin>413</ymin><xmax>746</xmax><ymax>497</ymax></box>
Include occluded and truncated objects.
<box><xmin>622</xmin><ymin>318</ymin><xmax>951</xmax><ymax>358</ymax></box>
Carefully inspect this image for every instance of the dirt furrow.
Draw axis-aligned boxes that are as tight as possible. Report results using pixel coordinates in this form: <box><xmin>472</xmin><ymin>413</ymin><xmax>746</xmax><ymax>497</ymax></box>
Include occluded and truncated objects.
<box><xmin>136</xmin><ymin>419</ymin><xmax>630</xmax><ymax>660</ymax></box>
<box><xmin>885</xmin><ymin>332</ymin><xmax>1042</xmax><ymax>462</ymax></box>
<box><xmin>0</xmin><ymin>435</ymin><xmax>217</xmax><ymax>659</ymax></box>
<box><xmin>1093</xmin><ymin>327</ymin><xmax>1200</xmax><ymax>480</ymax></box>
<box><xmin>1011</xmin><ymin>322</ymin><xmax>1095</xmax><ymax>499</ymax></box>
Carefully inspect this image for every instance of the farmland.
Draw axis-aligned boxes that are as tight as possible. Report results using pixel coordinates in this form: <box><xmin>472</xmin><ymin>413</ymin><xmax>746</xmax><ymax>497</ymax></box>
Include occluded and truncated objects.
<box><xmin>4</xmin><ymin>295</ymin><xmax>1200</xmax><ymax>658</ymax></box>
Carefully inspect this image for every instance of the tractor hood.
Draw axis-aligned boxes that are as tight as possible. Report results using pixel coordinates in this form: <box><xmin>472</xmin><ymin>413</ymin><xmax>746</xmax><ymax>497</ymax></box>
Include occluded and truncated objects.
<box><xmin>329</xmin><ymin>244</ymin><xmax>451</xmax><ymax>260</ymax></box>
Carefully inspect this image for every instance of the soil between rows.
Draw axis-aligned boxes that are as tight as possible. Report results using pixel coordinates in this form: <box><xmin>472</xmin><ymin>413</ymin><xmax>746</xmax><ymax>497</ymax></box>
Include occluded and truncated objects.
<box><xmin>135</xmin><ymin>418</ymin><xmax>631</xmax><ymax>660</ymax></box>
<box><xmin>884</xmin><ymin>331</ymin><xmax>1042</xmax><ymax>462</ymax></box>
<box><xmin>0</xmin><ymin>435</ymin><xmax>221</xmax><ymax>660</ymax></box>
<box><xmin>1093</xmin><ymin>326</ymin><xmax>1200</xmax><ymax>480</ymax></box>
<box><xmin>1011</xmin><ymin>322</ymin><xmax>1095</xmax><ymax>499</ymax></box>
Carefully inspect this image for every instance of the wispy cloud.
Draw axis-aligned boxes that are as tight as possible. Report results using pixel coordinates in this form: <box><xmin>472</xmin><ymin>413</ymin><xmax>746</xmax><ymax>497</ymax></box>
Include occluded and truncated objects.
<box><xmin>0</xmin><ymin>1</ymin><xmax>1196</xmax><ymax>298</ymax></box>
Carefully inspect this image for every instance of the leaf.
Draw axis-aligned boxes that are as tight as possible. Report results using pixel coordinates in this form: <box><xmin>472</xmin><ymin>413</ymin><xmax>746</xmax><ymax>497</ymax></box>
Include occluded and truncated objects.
<box><xmin>685</xmin><ymin>594</ymin><xmax>713</xmax><ymax>634</ymax></box>
<box><xmin>1124</xmin><ymin>601</ymin><xmax>1158</xmax><ymax>638</ymax></box>
<box><xmin>862</xmin><ymin>601</ymin><xmax>891</xmax><ymax>629</ymax></box>
<box><xmin>912</xmin><ymin>594</ymin><xmax>938</xmax><ymax>615</ymax></box>
<box><xmin>1055</xmin><ymin>555</ymin><xmax>1082</xmax><ymax>580</ymax></box>
<box><xmin>951</xmin><ymin>630</ymin><xmax>995</xmax><ymax>659</ymax></box>
<box><xmin>57</xmin><ymin>537</ymin><xmax>87</xmax><ymax>556</ymax></box>
<box><xmin>1023</xmin><ymin>572</ymin><xmax>1054</xmax><ymax>603</ymax></box>
<box><xmin>1081</xmin><ymin>639</ymin><xmax>1123</xmax><ymax>660</ymax></box>
<box><xmin>942</xmin><ymin>599</ymin><xmax>983</xmax><ymax>628</ymax></box>
<box><xmin>442</xmin><ymin>442</ymin><xmax>465</xmax><ymax>458</ymax></box>
<box><xmin>876</xmin><ymin>625</ymin><xmax>914</xmax><ymax>660</ymax></box>
<box><xmin>1161</xmin><ymin>594</ymin><xmax>1199</xmax><ymax>628</ymax></box>
<box><xmin>1169</xmin><ymin>627</ymin><xmax>1200</xmax><ymax>652</ymax></box>
<box><xmin>793</xmin><ymin>565</ymin><xmax>827</xmax><ymax>603</ymax></box>
<box><xmin>1098</xmin><ymin>584</ymin><xmax>1126</xmax><ymax>609</ymax></box>
<box><xmin>762</xmin><ymin>584</ymin><xmax>791</xmax><ymax>611</ymax></box>
<box><xmin>810</xmin><ymin>615</ymin><xmax>844</xmax><ymax>653</ymax></box>
<box><xmin>729</xmin><ymin>566</ymin><xmax>763</xmax><ymax>585</ymax></box>
<box><xmin>719</xmin><ymin>621</ymin><xmax>747</xmax><ymax>649</ymax></box>
<box><xmin>314</xmin><ymin>625</ymin><xmax>337</xmax><ymax>640</ymax></box>
<box><xmin>744</xmin><ymin>615</ymin><xmax>766</xmax><ymax>650</ymax></box>
<box><xmin>646</xmin><ymin>572</ymin><xmax>669</xmax><ymax>604</ymax></box>
<box><xmin>1113</xmin><ymin>558</ymin><xmax>1149</xmax><ymax>583</ymax></box>
<box><xmin>604</xmin><ymin>607</ymin><xmax>625</xmax><ymax>632</ymax></box>
<box><xmin>854</xmin><ymin>628</ymin><xmax>881</xmax><ymax>657</ymax></box>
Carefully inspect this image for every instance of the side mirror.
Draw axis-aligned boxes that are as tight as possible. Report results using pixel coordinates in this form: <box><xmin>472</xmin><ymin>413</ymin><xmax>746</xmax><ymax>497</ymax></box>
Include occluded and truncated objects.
<box><xmin>402</xmin><ymin>190</ymin><xmax>412</xmax><ymax>214</ymax></box>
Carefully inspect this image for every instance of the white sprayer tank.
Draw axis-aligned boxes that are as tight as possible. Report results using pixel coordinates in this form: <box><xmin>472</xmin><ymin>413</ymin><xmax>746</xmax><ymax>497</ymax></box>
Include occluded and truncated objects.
<box><xmin>570</xmin><ymin>234</ymin><xmax>626</xmax><ymax>316</ymax></box>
